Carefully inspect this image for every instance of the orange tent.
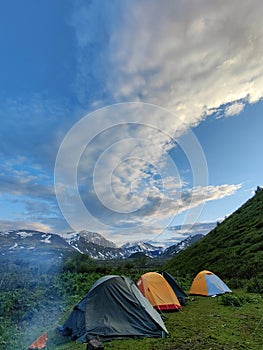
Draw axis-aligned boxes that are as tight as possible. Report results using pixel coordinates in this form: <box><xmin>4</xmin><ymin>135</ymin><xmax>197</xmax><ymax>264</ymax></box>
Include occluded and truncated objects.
<box><xmin>137</xmin><ymin>272</ymin><xmax>181</xmax><ymax>311</ymax></box>
<box><xmin>28</xmin><ymin>332</ymin><xmax>47</xmax><ymax>350</ymax></box>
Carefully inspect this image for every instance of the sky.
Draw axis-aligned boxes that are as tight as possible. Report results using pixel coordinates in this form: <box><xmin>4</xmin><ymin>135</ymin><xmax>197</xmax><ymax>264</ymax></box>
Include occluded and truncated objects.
<box><xmin>0</xmin><ymin>0</ymin><xmax>263</xmax><ymax>246</ymax></box>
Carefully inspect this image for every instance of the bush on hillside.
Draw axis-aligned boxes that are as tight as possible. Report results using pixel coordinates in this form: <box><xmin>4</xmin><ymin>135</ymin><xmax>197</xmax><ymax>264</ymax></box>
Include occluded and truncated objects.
<box><xmin>220</xmin><ymin>293</ymin><xmax>260</xmax><ymax>307</ymax></box>
<box><xmin>246</xmin><ymin>278</ymin><xmax>263</xmax><ymax>294</ymax></box>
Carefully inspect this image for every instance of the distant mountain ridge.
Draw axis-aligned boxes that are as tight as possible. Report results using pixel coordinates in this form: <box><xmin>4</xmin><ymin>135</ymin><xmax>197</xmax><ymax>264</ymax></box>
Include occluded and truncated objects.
<box><xmin>163</xmin><ymin>234</ymin><xmax>204</xmax><ymax>257</ymax></box>
<box><xmin>164</xmin><ymin>187</ymin><xmax>263</xmax><ymax>284</ymax></box>
<box><xmin>0</xmin><ymin>230</ymin><xmax>124</xmax><ymax>260</ymax></box>
<box><xmin>63</xmin><ymin>230</ymin><xmax>116</xmax><ymax>249</ymax></box>
<box><xmin>121</xmin><ymin>241</ymin><xmax>164</xmax><ymax>257</ymax></box>
<box><xmin>0</xmin><ymin>228</ymin><xmax>205</xmax><ymax>261</ymax></box>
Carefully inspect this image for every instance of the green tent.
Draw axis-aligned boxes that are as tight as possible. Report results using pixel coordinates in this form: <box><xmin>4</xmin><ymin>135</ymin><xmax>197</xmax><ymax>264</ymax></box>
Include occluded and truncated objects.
<box><xmin>61</xmin><ymin>275</ymin><xmax>168</xmax><ymax>342</ymax></box>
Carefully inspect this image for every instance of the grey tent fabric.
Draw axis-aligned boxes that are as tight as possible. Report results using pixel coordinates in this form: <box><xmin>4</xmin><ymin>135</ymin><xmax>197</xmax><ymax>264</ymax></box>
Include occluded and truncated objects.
<box><xmin>61</xmin><ymin>298</ymin><xmax>86</xmax><ymax>340</ymax></box>
<box><xmin>61</xmin><ymin>275</ymin><xmax>168</xmax><ymax>342</ymax></box>
<box><xmin>161</xmin><ymin>272</ymin><xmax>188</xmax><ymax>306</ymax></box>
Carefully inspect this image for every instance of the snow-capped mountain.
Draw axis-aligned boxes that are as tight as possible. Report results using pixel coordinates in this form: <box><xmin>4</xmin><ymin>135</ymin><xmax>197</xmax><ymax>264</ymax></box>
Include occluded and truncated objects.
<box><xmin>0</xmin><ymin>230</ymin><xmax>69</xmax><ymax>252</ymax></box>
<box><xmin>121</xmin><ymin>241</ymin><xmax>163</xmax><ymax>257</ymax></box>
<box><xmin>63</xmin><ymin>230</ymin><xmax>116</xmax><ymax>249</ymax></box>
<box><xmin>163</xmin><ymin>234</ymin><xmax>204</xmax><ymax>257</ymax></box>
<box><xmin>0</xmin><ymin>230</ymin><xmax>71</xmax><ymax>265</ymax></box>
<box><xmin>0</xmin><ymin>229</ymin><xmax>121</xmax><ymax>260</ymax></box>
<box><xmin>0</xmin><ymin>228</ymin><xmax>205</xmax><ymax>261</ymax></box>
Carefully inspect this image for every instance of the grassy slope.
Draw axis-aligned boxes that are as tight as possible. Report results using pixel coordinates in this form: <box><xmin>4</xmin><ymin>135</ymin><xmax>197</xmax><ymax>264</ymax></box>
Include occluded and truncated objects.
<box><xmin>163</xmin><ymin>188</ymin><xmax>263</xmax><ymax>287</ymax></box>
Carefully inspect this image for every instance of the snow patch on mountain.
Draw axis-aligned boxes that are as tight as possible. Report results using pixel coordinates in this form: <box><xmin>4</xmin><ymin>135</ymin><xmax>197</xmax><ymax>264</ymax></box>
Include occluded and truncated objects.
<box><xmin>17</xmin><ymin>231</ymin><xmax>35</xmax><ymax>238</ymax></box>
<box><xmin>40</xmin><ymin>235</ymin><xmax>52</xmax><ymax>244</ymax></box>
<box><xmin>9</xmin><ymin>242</ymin><xmax>18</xmax><ymax>250</ymax></box>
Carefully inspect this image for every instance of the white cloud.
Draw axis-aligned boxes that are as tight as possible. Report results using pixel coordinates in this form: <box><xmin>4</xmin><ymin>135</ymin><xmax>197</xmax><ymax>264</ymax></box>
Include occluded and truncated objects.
<box><xmin>0</xmin><ymin>220</ymin><xmax>51</xmax><ymax>233</ymax></box>
<box><xmin>90</xmin><ymin>182</ymin><xmax>240</xmax><ymax>245</ymax></box>
<box><xmin>225</xmin><ymin>102</ymin><xmax>245</xmax><ymax>117</ymax></box>
<box><xmin>72</xmin><ymin>0</ymin><xmax>263</xmax><ymax>118</ymax></box>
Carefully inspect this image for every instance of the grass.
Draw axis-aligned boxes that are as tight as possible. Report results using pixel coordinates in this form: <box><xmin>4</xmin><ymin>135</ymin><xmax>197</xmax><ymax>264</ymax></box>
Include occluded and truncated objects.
<box><xmin>45</xmin><ymin>290</ymin><xmax>263</xmax><ymax>350</ymax></box>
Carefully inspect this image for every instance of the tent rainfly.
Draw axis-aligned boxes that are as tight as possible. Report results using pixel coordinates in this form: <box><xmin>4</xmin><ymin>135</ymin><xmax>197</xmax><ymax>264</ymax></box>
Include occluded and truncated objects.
<box><xmin>161</xmin><ymin>271</ymin><xmax>188</xmax><ymax>306</ymax></box>
<box><xmin>189</xmin><ymin>270</ymin><xmax>232</xmax><ymax>296</ymax></box>
<box><xmin>60</xmin><ymin>275</ymin><xmax>168</xmax><ymax>343</ymax></box>
<box><xmin>137</xmin><ymin>272</ymin><xmax>181</xmax><ymax>311</ymax></box>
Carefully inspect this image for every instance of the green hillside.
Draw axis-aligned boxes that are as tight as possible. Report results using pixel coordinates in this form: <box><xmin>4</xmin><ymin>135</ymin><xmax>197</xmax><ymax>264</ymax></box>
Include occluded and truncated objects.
<box><xmin>164</xmin><ymin>187</ymin><xmax>263</xmax><ymax>291</ymax></box>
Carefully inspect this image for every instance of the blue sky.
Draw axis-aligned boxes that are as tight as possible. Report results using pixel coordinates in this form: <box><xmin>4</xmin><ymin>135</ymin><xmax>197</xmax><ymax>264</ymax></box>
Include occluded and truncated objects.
<box><xmin>0</xmin><ymin>0</ymin><xmax>263</xmax><ymax>245</ymax></box>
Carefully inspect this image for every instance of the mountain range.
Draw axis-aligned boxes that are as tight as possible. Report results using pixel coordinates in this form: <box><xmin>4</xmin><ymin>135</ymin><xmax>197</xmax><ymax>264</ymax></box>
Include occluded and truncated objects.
<box><xmin>0</xmin><ymin>227</ymin><xmax>207</xmax><ymax>261</ymax></box>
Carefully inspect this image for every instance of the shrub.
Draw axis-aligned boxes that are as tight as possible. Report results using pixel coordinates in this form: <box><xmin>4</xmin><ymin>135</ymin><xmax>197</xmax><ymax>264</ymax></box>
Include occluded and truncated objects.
<box><xmin>245</xmin><ymin>278</ymin><xmax>263</xmax><ymax>294</ymax></box>
<box><xmin>220</xmin><ymin>293</ymin><xmax>259</xmax><ymax>307</ymax></box>
<box><xmin>220</xmin><ymin>294</ymin><xmax>243</xmax><ymax>307</ymax></box>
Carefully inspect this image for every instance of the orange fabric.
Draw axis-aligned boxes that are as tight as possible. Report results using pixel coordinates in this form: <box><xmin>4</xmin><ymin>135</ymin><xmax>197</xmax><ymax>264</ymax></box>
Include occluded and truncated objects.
<box><xmin>29</xmin><ymin>332</ymin><xmax>47</xmax><ymax>349</ymax></box>
<box><xmin>137</xmin><ymin>272</ymin><xmax>181</xmax><ymax>310</ymax></box>
<box><xmin>189</xmin><ymin>270</ymin><xmax>210</xmax><ymax>296</ymax></box>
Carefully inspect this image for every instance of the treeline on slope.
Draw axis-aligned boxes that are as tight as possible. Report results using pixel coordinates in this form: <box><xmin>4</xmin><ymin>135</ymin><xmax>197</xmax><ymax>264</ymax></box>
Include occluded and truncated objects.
<box><xmin>163</xmin><ymin>187</ymin><xmax>263</xmax><ymax>292</ymax></box>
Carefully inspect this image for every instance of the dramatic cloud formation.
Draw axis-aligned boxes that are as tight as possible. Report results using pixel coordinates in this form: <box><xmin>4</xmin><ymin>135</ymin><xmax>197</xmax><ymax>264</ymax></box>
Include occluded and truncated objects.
<box><xmin>54</xmin><ymin>101</ymin><xmax>242</xmax><ymax>241</ymax></box>
<box><xmin>1</xmin><ymin>1</ymin><xmax>263</xmax><ymax>243</ymax></box>
<box><xmin>72</xmin><ymin>0</ymin><xmax>263</xmax><ymax>117</ymax></box>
